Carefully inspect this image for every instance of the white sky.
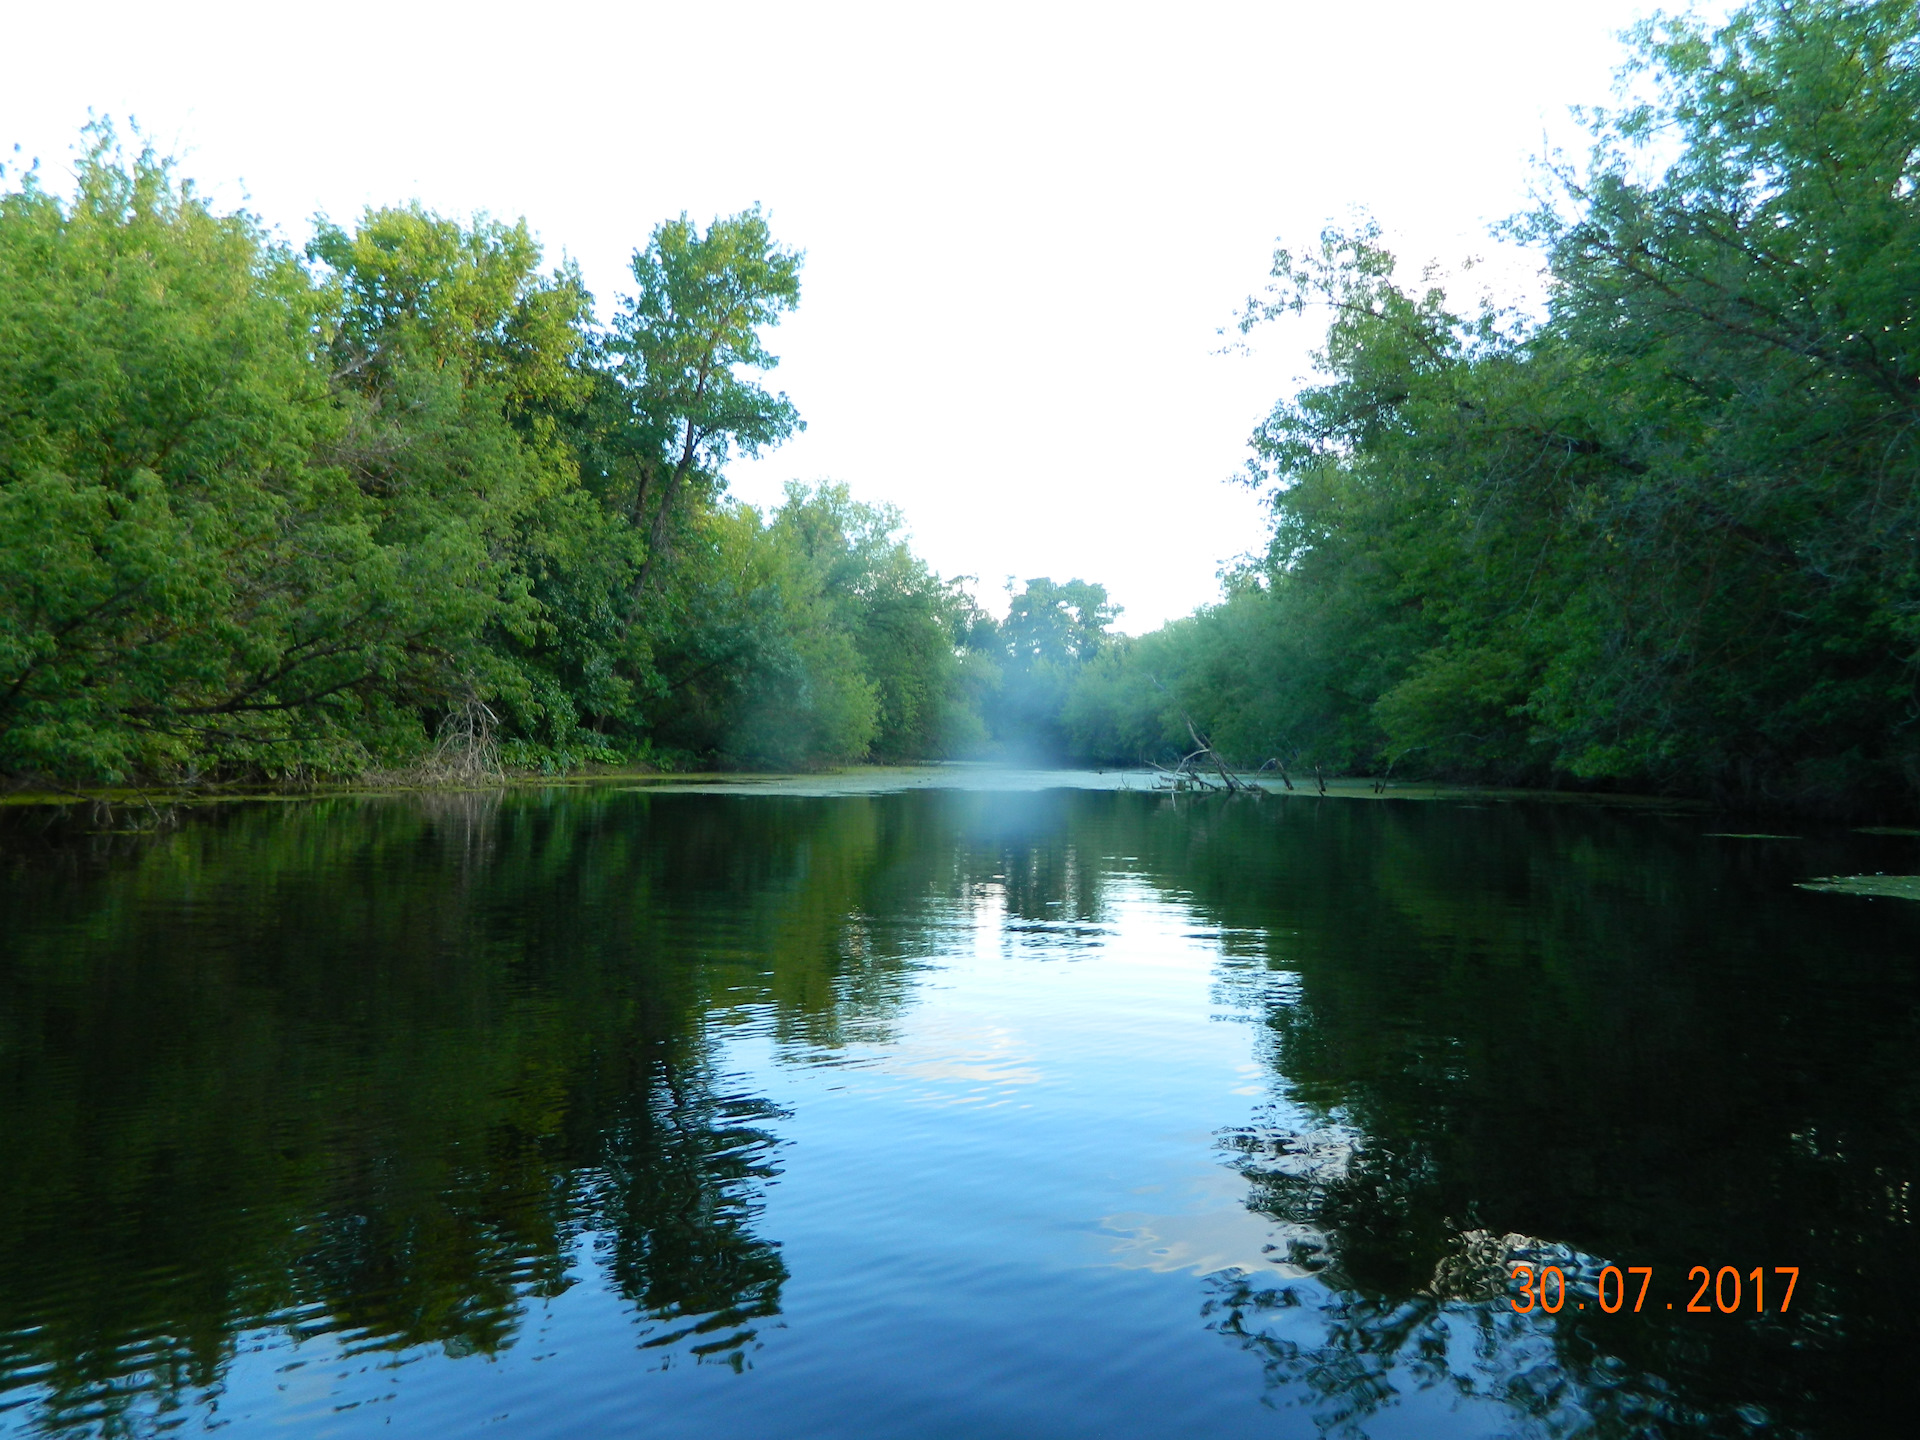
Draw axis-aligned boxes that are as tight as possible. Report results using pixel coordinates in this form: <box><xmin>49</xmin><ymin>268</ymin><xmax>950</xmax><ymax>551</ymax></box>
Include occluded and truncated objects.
<box><xmin>3</xmin><ymin>0</ymin><xmax>1677</xmax><ymax>631</ymax></box>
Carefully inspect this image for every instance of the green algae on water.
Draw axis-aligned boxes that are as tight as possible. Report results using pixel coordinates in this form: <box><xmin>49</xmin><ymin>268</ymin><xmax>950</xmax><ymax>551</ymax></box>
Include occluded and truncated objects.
<box><xmin>1797</xmin><ymin>875</ymin><xmax>1920</xmax><ymax>901</ymax></box>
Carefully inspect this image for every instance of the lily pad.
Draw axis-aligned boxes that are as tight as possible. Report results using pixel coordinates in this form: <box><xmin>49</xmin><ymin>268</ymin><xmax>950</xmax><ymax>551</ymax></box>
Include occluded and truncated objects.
<box><xmin>1797</xmin><ymin>875</ymin><xmax>1920</xmax><ymax>901</ymax></box>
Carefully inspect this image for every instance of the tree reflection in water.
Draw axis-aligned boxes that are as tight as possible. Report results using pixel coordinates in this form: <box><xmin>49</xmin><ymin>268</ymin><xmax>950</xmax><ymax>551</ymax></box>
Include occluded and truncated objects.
<box><xmin>0</xmin><ymin>788</ymin><xmax>954</xmax><ymax>1433</ymax></box>
<box><xmin>1</xmin><ymin>786</ymin><xmax>1914</xmax><ymax>1439</ymax></box>
<box><xmin>1166</xmin><ymin>793</ymin><xmax>1918</xmax><ymax>1440</ymax></box>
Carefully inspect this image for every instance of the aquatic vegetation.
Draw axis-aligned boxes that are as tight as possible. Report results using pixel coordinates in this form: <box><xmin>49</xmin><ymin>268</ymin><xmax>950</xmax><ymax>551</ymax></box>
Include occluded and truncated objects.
<box><xmin>1797</xmin><ymin>875</ymin><xmax>1920</xmax><ymax>902</ymax></box>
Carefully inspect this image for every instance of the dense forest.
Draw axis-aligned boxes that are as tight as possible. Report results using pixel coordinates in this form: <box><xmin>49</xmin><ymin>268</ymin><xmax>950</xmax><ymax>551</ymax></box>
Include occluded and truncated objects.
<box><xmin>1059</xmin><ymin>0</ymin><xmax>1920</xmax><ymax>816</ymax></box>
<box><xmin>3</xmin><ymin>0</ymin><xmax>1917</xmax><ymax>814</ymax></box>
<box><xmin>0</xmin><ymin>135</ymin><xmax>995</xmax><ymax>782</ymax></box>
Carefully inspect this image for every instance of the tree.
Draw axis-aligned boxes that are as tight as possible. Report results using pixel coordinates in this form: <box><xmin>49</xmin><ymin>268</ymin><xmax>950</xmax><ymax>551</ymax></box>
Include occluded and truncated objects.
<box><xmin>770</xmin><ymin>483</ymin><xmax>979</xmax><ymax>759</ymax></box>
<box><xmin>1001</xmin><ymin>577</ymin><xmax>1120</xmax><ymax>666</ymax></box>
<box><xmin>1520</xmin><ymin>0</ymin><xmax>1920</xmax><ymax>802</ymax></box>
<box><xmin>984</xmin><ymin>578</ymin><xmax>1120</xmax><ymax>757</ymax></box>
<box><xmin>0</xmin><ymin>129</ymin><xmax>974</xmax><ymax>785</ymax></box>
<box><xmin>1056</xmin><ymin>0</ymin><xmax>1920</xmax><ymax>813</ymax></box>
<box><xmin>0</xmin><ymin>127</ymin><xmax>477</xmax><ymax>782</ymax></box>
<box><xmin>610</xmin><ymin>209</ymin><xmax>803</xmax><ymax>602</ymax></box>
<box><xmin>306</xmin><ymin>204</ymin><xmax>620</xmax><ymax>764</ymax></box>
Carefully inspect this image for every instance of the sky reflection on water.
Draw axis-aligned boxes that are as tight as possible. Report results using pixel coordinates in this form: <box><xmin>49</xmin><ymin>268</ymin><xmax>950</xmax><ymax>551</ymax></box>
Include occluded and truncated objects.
<box><xmin>1</xmin><ymin>783</ymin><xmax>1915</xmax><ymax>1438</ymax></box>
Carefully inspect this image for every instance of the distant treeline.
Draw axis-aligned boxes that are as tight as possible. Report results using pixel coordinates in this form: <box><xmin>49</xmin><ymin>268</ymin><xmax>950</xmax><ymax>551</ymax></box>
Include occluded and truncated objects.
<box><xmin>0</xmin><ymin>126</ymin><xmax>1009</xmax><ymax>782</ymax></box>
<box><xmin>1047</xmin><ymin>0</ymin><xmax>1920</xmax><ymax>815</ymax></box>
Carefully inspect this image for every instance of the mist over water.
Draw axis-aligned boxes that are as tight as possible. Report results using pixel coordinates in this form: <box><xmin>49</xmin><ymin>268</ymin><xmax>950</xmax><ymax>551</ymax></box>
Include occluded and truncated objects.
<box><xmin>1</xmin><ymin>781</ymin><xmax>1914</xmax><ymax>1438</ymax></box>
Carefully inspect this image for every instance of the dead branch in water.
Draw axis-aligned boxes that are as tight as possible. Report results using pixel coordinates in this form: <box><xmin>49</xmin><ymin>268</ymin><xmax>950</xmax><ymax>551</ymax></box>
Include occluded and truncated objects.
<box><xmin>1134</xmin><ymin>674</ymin><xmax>1264</xmax><ymax>795</ymax></box>
<box><xmin>1147</xmin><ymin>723</ymin><xmax>1262</xmax><ymax>796</ymax></box>
<box><xmin>429</xmin><ymin>696</ymin><xmax>503</xmax><ymax>782</ymax></box>
<box><xmin>1257</xmin><ymin>756</ymin><xmax>1295</xmax><ymax>791</ymax></box>
<box><xmin>366</xmin><ymin>694</ymin><xmax>504</xmax><ymax>787</ymax></box>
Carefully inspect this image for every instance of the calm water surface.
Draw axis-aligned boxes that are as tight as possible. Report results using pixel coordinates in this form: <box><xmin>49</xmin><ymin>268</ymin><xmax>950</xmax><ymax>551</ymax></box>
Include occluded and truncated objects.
<box><xmin>1</xmin><ymin>780</ymin><xmax>1916</xmax><ymax>1438</ymax></box>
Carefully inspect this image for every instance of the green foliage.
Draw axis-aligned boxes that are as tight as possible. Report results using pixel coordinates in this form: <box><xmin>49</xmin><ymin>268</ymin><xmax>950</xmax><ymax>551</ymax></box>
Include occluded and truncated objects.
<box><xmin>1518</xmin><ymin>0</ymin><xmax>1920</xmax><ymax>803</ymax></box>
<box><xmin>643</xmin><ymin>484</ymin><xmax>981</xmax><ymax>768</ymax></box>
<box><xmin>1055</xmin><ymin>0</ymin><xmax>1920</xmax><ymax>814</ymax></box>
<box><xmin>1063</xmin><ymin>581</ymin><xmax>1346</xmax><ymax>766</ymax></box>
<box><xmin>0</xmin><ymin>129</ymin><xmax>971</xmax><ymax>784</ymax></box>
<box><xmin>656</xmin><ymin>499</ymin><xmax>880</xmax><ymax>768</ymax></box>
<box><xmin>768</xmin><ymin>483</ymin><xmax>979</xmax><ymax>760</ymax></box>
<box><xmin>305</xmin><ymin>202</ymin><xmax>616</xmax><ymax>765</ymax></box>
<box><xmin>976</xmin><ymin>577</ymin><xmax>1120</xmax><ymax>758</ymax></box>
<box><xmin>0</xmin><ymin>127</ymin><xmax>478</xmax><ymax>782</ymax></box>
<box><xmin>611</xmin><ymin>208</ymin><xmax>803</xmax><ymax>595</ymax></box>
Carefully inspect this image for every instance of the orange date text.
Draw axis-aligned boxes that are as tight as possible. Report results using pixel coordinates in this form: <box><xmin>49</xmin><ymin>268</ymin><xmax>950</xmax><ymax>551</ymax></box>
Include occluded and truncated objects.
<box><xmin>1508</xmin><ymin>1264</ymin><xmax>1799</xmax><ymax>1315</ymax></box>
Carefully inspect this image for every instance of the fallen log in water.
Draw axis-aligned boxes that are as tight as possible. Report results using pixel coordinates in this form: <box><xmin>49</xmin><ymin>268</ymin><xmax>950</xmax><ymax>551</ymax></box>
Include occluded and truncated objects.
<box><xmin>1147</xmin><ymin>722</ymin><xmax>1262</xmax><ymax>795</ymax></box>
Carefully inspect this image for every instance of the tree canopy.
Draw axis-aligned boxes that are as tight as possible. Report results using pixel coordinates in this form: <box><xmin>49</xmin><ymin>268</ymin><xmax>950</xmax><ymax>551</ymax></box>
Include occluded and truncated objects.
<box><xmin>0</xmin><ymin>127</ymin><xmax>974</xmax><ymax>784</ymax></box>
<box><xmin>6</xmin><ymin>0</ymin><xmax>1918</xmax><ymax>817</ymax></box>
<box><xmin>1046</xmin><ymin>0</ymin><xmax>1920</xmax><ymax>816</ymax></box>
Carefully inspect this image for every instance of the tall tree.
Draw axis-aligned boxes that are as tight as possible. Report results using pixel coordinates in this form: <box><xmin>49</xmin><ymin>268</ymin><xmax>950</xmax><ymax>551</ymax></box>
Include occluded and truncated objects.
<box><xmin>1522</xmin><ymin>0</ymin><xmax>1920</xmax><ymax>799</ymax></box>
<box><xmin>610</xmin><ymin>209</ymin><xmax>803</xmax><ymax>602</ymax></box>
<box><xmin>0</xmin><ymin>131</ymin><xmax>973</xmax><ymax>784</ymax></box>
<box><xmin>0</xmin><ymin>128</ymin><xmax>481</xmax><ymax>781</ymax></box>
<box><xmin>1053</xmin><ymin>0</ymin><xmax>1920</xmax><ymax>813</ymax></box>
<box><xmin>1001</xmin><ymin>578</ymin><xmax>1119</xmax><ymax>667</ymax></box>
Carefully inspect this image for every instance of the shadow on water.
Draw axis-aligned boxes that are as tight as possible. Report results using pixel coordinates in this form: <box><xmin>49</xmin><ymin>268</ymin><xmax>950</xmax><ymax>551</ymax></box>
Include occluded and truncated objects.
<box><xmin>0</xmin><ymin>786</ymin><xmax>1916</xmax><ymax>1437</ymax></box>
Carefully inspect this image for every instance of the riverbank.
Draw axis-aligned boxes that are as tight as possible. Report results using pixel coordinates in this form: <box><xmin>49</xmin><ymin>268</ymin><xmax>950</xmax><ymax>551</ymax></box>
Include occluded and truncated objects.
<box><xmin>1</xmin><ymin>762</ymin><xmax>1709</xmax><ymax>811</ymax></box>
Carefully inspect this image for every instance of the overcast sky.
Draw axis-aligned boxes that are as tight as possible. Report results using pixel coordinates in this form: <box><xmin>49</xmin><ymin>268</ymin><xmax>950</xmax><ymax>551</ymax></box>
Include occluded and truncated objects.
<box><xmin>4</xmin><ymin>0</ymin><xmax>1681</xmax><ymax>630</ymax></box>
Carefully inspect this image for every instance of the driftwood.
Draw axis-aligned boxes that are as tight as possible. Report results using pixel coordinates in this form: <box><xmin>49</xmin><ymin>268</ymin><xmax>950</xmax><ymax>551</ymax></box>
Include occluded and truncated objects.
<box><xmin>390</xmin><ymin>695</ymin><xmax>504</xmax><ymax>783</ymax></box>
<box><xmin>1148</xmin><ymin>720</ymin><xmax>1263</xmax><ymax>795</ymax></box>
<box><xmin>1257</xmin><ymin>756</ymin><xmax>1295</xmax><ymax>791</ymax></box>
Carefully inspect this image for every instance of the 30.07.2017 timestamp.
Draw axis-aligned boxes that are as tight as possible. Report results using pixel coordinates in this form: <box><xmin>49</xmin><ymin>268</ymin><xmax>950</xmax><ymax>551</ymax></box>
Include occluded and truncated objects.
<box><xmin>1510</xmin><ymin>1264</ymin><xmax>1800</xmax><ymax>1315</ymax></box>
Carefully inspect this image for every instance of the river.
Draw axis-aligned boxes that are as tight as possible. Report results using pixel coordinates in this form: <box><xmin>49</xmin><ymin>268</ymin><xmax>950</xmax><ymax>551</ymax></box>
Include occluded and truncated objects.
<box><xmin>1</xmin><ymin>775</ymin><xmax>1914</xmax><ymax>1437</ymax></box>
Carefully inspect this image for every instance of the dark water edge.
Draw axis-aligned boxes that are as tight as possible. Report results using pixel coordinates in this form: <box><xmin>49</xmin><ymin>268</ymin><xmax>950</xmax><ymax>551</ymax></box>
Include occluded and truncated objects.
<box><xmin>1</xmin><ymin>783</ymin><xmax>1915</xmax><ymax>1438</ymax></box>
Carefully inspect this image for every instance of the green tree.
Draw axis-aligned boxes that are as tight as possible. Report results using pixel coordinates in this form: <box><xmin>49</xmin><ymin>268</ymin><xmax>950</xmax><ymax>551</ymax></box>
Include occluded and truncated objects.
<box><xmin>306</xmin><ymin>203</ymin><xmax>625</xmax><ymax>767</ymax></box>
<box><xmin>1518</xmin><ymin>0</ymin><xmax>1920</xmax><ymax>803</ymax></box>
<box><xmin>672</xmin><ymin>499</ymin><xmax>880</xmax><ymax>768</ymax></box>
<box><xmin>983</xmin><ymin>577</ymin><xmax>1119</xmax><ymax>757</ymax></box>
<box><xmin>0</xmin><ymin>128</ymin><xmax>479</xmax><ymax>782</ymax></box>
<box><xmin>771</xmin><ymin>483</ymin><xmax>979</xmax><ymax>759</ymax></box>
<box><xmin>639</xmin><ymin>484</ymin><xmax>983</xmax><ymax>769</ymax></box>
<box><xmin>610</xmin><ymin>209</ymin><xmax>803</xmax><ymax>600</ymax></box>
<box><xmin>0</xmin><ymin>130</ymin><xmax>979</xmax><ymax>785</ymax></box>
<box><xmin>1062</xmin><ymin>0</ymin><xmax>1920</xmax><ymax>814</ymax></box>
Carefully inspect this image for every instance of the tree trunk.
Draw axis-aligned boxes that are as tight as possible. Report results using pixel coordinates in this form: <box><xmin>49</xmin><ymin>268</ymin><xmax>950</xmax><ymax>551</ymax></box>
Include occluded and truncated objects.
<box><xmin>629</xmin><ymin>419</ymin><xmax>702</xmax><ymax>617</ymax></box>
